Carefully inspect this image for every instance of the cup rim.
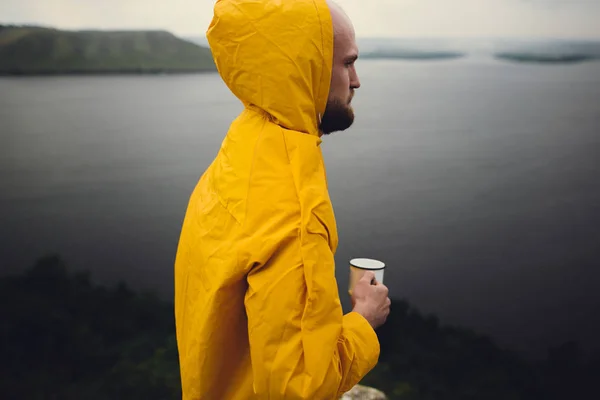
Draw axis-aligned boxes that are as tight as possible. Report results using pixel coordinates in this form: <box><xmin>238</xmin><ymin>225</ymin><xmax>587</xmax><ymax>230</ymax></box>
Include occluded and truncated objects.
<box><xmin>350</xmin><ymin>258</ymin><xmax>386</xmax><ymax>271</ymax></box>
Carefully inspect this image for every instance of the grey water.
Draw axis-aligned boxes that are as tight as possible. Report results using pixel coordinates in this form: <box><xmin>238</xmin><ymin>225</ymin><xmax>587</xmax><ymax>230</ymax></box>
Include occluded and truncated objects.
<box><xmin>1</xmin><ymin>57</ymin><xmax>599</xmax><ymax>357</ymax></box>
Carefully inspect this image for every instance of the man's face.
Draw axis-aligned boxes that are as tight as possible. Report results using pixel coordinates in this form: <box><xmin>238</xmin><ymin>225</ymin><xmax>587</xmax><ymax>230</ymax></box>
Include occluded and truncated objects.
<box><xmin>319</xmin><ymin>15</ymin><xmax>360</xmax><ymax>135</ymax></box>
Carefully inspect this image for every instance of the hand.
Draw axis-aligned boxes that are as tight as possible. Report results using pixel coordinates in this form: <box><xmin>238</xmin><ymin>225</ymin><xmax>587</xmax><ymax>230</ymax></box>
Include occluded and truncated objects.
<box><xmin>351</xmin><ymin>271</ymin><xmax>391</xmax><ymax>330</ymax></box>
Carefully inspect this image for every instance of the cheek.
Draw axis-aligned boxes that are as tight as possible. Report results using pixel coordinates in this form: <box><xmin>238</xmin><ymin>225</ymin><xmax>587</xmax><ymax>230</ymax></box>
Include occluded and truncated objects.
<box><xmin>330</xmin><ymin>67</ymin><xmax>349</xmax><ymax>94</ymax></box>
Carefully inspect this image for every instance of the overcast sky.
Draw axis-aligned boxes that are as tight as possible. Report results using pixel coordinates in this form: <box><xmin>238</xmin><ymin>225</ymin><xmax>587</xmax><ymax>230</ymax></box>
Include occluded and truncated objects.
<box><xmin>2</xmin><ymin>0</ymin><xmax>599</xmax><ymax>39</ymax></box>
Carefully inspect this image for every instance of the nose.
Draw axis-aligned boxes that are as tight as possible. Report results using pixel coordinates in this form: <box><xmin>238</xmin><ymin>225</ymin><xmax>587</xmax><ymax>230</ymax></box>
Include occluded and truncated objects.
<box><xmin>350</xmin><ymin>66</ymin><xmax>361</xmax><ymax>89</ymax></box>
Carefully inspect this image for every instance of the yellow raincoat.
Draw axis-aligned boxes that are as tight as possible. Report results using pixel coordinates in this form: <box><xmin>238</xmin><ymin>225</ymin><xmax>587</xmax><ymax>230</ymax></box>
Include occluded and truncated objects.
<box><xmin>174</xmin><ymin>1</ymin><xmax>380</xmax><ymax>399</ymax></box>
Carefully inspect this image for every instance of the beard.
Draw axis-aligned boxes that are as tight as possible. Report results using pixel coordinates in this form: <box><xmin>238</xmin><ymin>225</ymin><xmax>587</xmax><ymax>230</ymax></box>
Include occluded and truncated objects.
<box><xmin>319</xmin><ymin>97</ymin><xmax>355</xmax><ymax>135</ymax></box>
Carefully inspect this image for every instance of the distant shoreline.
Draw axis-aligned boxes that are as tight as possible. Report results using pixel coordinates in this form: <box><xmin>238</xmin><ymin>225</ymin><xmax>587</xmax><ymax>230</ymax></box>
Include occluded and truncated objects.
<box><xmin>360</xmin><ymin>51</ymin><xmax>466</xmax><ymax>61</ymax></box>
<box><xmin>494</xmin><ymin>53</ymin><xmax>597</xmax><ymax>64</ymax></box>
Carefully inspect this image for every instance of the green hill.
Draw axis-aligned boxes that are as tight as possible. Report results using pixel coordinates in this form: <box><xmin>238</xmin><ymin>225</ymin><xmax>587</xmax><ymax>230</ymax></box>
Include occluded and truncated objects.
<box><xmin>0</xmin><ymin>25</ymin><xmax>216</xmax><ymax>75</ymax></box>
<box><xmin>2</xmin><ymin>255</ymin><xmax>600</xmax><ymax>399</ymax></box>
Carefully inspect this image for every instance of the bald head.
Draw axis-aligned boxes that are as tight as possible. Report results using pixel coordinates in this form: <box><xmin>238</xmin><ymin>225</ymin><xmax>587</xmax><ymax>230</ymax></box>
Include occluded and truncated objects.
<box><xmin>327</xmin><ymin>0</ymin><xmax>353</xmax><ymax>39</ymax></box>
<box><xmin>320</xmin><ymin>0</ymin><xmax>360</xmax><ymax>135</ymax></box>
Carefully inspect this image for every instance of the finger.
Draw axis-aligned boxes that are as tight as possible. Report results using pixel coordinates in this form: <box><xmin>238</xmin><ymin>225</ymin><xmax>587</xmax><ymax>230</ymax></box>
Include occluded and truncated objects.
<box><xmin>360</xmin><ymin>271</ymin><xmax>376</xmax><ymax>283</ymax></box>
<box><xmin>375</xmin><ymin>283</ymin><xmax>389</xmax><ymax>294</ymax></box>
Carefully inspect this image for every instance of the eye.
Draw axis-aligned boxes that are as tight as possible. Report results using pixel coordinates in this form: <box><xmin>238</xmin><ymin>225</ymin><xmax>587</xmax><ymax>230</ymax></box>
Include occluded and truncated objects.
<box><xmin>344</xmin><ymin>56</ymin><xmax>358</xmax><ymax>67</ymax></box>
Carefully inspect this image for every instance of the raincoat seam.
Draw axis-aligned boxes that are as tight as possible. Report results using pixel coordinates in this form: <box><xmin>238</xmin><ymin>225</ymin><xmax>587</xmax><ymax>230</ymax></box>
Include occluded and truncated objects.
<box><xmin>206</xmin><ymin>149</ymin><xmax>242</xmax><ymax>227</ymax></box>
<box><xmin>244</xmin><ymin>113</ymin><xmax>268</xmax><ymax>224</ymax></box>
<box><xmin>213</xmin><ymin>190</ymin><xmax>241</xmax><ymax>227</ymax></box>
<box><xmin>278</xmin><ymin>124</ymin><xmax>315</xmax><ymax>364</ymax></box>
<box><xmin>267</xmin><ymin>267</ymin><xmax>299</xmax><ymax>393</ymax></box>
<box><xmin>263</xmin><ymin>232</ymin><xmax>308</xmax><ymax>396</ymax></box>
<box><xmin>277</xmin><ymin>126</ymin><xmax>304</xmax><ymax>220</ymax></box>
<box><xmin>312</xmin><ymin>0</ymin><xmax>327</xmax><ymax>121</ymax></box>
<box><xmin>279</xmin><ymin>129</ymin><xmax>305</xmax><ymax>253</ymax></box>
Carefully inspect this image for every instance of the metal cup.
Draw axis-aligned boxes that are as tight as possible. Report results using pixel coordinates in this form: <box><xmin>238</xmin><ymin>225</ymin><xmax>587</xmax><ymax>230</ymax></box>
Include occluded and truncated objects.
<box><xmin>348</xmin><ymin>258</ymin><xmax>385</xmax><ymax>296</ymax></box>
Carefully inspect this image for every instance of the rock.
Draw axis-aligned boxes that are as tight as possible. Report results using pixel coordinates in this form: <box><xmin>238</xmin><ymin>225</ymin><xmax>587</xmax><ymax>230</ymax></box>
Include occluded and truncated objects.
<box><xmin>341</xmin><ymin>385</ymin><xmax>387</xmax><ymax>400</ymax></box>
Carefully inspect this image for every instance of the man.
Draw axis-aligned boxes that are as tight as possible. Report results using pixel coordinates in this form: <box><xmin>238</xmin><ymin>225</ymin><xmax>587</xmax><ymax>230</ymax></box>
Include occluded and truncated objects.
<box><xmin>174</xmin><ymin>1</ymin><xmax>391</xmax><ymax>399</ymax></box>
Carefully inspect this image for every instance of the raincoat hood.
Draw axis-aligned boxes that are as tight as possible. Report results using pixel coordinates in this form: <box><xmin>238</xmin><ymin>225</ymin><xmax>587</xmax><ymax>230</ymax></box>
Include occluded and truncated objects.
<box><xmin>207</xmin><ymin>0</ymin><xmax>333</xmax><ymax>136</ymax></box>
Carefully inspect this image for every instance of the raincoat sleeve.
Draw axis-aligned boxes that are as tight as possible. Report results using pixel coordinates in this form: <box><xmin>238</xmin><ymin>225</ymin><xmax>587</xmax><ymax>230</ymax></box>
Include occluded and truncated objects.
<box><xmin>245</xmin><ymin>224</ymin><xmax>380</xmax><ymax>399</ymax></box>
